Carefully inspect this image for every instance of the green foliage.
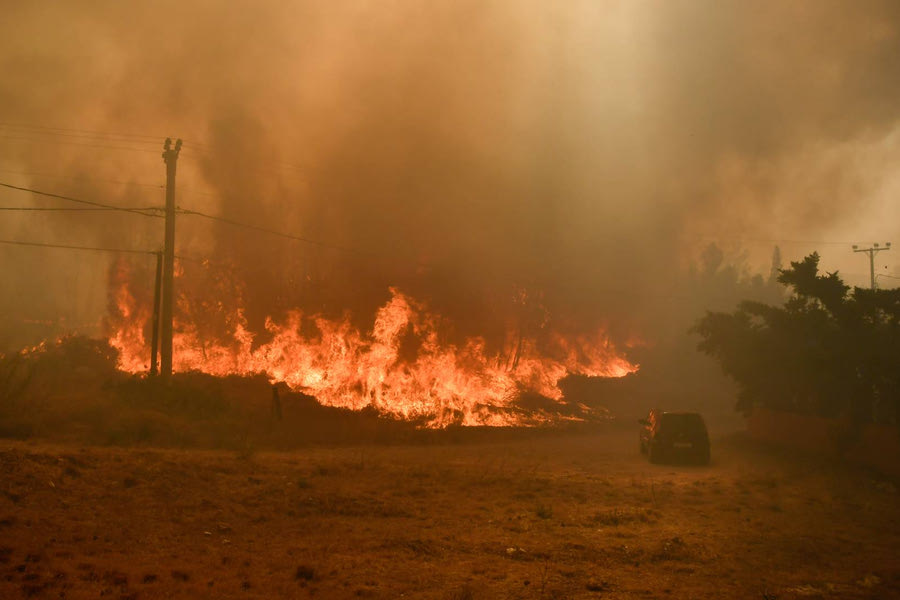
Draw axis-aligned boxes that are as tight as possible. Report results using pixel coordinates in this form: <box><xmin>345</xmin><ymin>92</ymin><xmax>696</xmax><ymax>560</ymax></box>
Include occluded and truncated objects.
<box><xmin>692</xmin><ymin>253</ymin><xmax>900</xmax><ymax>423</ymax></box>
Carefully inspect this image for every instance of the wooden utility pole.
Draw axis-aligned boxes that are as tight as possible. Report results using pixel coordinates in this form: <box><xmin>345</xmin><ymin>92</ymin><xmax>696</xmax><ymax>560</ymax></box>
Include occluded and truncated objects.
<box><xmin>853</xmin><ymin>242</ymin><xmax>891</xmax><ymax>289</ymax></box>
<box><xmin>160</xmin><ymin>138</ymin><xmax>182</xmax><ymax>381</ymax></box>
<box><xmin>150</xmin><ymin>250</ymin><xmax>163</xmax><ymax>376</ymax></box>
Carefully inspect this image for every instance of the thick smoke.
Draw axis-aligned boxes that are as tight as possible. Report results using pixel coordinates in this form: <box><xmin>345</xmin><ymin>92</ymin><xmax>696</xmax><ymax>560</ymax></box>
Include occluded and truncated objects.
<box><xmin>1</xmin><ymin>1</ymin><xmax>900</xmax><ymax>352</ymax></box>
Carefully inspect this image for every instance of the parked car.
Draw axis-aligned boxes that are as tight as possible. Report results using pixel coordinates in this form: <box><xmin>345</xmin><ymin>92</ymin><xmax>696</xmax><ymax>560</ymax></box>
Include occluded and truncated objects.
<box><xmin>639</xmin><ymin>409</ymin><xmax>710</xmax><ymax>465</ymax></box>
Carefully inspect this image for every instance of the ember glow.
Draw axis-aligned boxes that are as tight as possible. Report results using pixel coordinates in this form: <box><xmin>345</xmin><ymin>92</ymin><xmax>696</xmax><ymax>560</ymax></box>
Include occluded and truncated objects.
<box><xmin>107</xmin><ymin>276</ymin><xmax>637</xmax><ymax>428</ymax></box>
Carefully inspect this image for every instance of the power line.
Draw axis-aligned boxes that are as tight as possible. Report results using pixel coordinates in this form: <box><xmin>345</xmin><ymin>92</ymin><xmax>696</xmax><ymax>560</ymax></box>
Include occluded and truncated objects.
<box><xmin>0</xmin><ymin>135</ymin><xmax>162</xmax><ymax>154</ymax></box>
<box><xmin>172</xmin><ymin>186</ymin><xmax>220</xmax><ymax>199</ymax></box>
<box><xmin>0</xmin><ymin>235</ymin><xmax>772</xmax><ymax>307</ymax></box>
<box><xmin>0</xmin><ymin>122</ymin><xmax>209</xmax><ymax>154</ymax></box>
<box><xmin>0</xmin><ymin>236</ymin><xmax>231</xmax><ymax>268</ymax></box>
<box><xmin>1</xmin><ymin>124</ymin><xmax>302</xmax><ymax>177</ymax></box>
<box><xmin>173</xmin><ymin>252</ymin><xmax>238</xmax><ymax>272</ymax></box>
<box><xmin>0</xmin><ymin>130</ymin><xmax>159</xmax><ymax>146</ymax></box>
<box><xmin>0</xmin><ymin>122</ymin><xmax>163</xmax><ymax>142</ymax></box>
<box><xmin>0</xmin><ymin>182</ymin><xmax>163</xmax><ymax>218</ymax></box>
<box><xmin>693</xmin><ymin>235</ymin><xmax>857</xmax><ymax>246</ymax></box>
<box><xmin>176</xmin><ymin>206</ymin><xmax>366</xmax><ymax>254</ymax></box>
<box><xmin>0</xmin><ymin>206</ymin><xmax>161</xmax><ymax>212</ymax></box>
<box><xmin>0</xmin><ymin>168</ymin><xmax>164</xmax><ymax>189</ymax></box>
<box><xmin>1</xmin><ymin>178</ymin><xmax>338</xmax><ymax>256</ymax></box>
<box><xmin>177</xmin><ymin>150</ymin><xmax>307</xmax><ymax>176</ymax></box>
<box><xmin>0</xmin><ymin>238</ymin><xmax>155</xmax><ymax>255</ymax></box>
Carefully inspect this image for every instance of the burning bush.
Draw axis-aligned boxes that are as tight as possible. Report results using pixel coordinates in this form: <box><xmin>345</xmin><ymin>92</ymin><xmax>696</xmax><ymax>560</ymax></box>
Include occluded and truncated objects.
<box><xmin>0</xmin><ymin>335</ymin><xmax>120</xmax><ymax>400</ymax></box>
<box><xmin>106</xmin><ymin>267</ymin><xmax>638</xmax><ymax>429</ymax></box>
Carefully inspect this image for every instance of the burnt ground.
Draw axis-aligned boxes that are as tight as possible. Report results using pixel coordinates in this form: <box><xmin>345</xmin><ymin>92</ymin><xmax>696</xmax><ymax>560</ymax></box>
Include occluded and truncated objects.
<box><xmin>0</xmin><ymin>425</ymin><xmax>898</xmax><ymax>599</ymax></box>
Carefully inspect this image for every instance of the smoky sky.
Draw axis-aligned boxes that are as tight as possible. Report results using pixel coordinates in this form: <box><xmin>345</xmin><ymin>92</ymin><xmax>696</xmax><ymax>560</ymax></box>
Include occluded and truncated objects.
<box><xmin>2</xmin><ymin>1</ymin><xmax>900</xmax><ymax>351</ymax></box>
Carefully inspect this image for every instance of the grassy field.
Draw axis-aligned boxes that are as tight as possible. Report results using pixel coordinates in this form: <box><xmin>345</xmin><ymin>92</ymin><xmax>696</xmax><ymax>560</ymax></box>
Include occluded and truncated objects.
<box><xmin>1</xmin><ymin>425</ymin><xmax>898</xmax><ymax>599</ymax></box>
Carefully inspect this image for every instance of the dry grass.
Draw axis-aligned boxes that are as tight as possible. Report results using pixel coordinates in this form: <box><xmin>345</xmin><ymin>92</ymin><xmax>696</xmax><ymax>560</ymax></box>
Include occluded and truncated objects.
<box><xmin>0</xmin><ymin>428</ymin><xmax>898</xmax><ymax>598</ymax></box>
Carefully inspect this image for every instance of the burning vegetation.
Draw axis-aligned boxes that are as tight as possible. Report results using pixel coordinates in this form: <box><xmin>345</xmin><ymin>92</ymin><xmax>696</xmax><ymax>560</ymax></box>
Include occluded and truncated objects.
<box><xmin>104</xmin><ymin>258</ymin><xmax>637</xmax><ymax>428</ymax></box>
<box><xmin>3</xmin><ymin>3</ymin><xmax>900</xmax><ymax>597</ymax></box>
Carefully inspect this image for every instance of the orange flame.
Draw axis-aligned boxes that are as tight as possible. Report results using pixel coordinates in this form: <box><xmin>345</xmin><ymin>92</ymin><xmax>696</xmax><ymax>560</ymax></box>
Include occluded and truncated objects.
<box><xmin>108</xmin><ymin>275</ymin><xmax>638</xmax><ymax>427</ymax></box>
<box><xmin>105</xmin><ymin>259</ymin><xmax>152</xmax><ymax>373</ymax></box>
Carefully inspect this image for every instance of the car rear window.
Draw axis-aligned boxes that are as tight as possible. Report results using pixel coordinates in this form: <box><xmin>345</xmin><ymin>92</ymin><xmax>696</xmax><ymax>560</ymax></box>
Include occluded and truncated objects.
<box><xmin>659</xmin><ymin>413</ymin><xmax>706</xmax><ymax>433</ymax></box>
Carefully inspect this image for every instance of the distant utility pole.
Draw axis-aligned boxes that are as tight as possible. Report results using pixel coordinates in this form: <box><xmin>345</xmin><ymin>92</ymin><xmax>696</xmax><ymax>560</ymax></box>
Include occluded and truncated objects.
<box><xmin>160</xmin><ymin>138</ymin><xmax>182</xmax><ymax>382</ymax></box>
<box><xmin>853</xmin><ymin>242</ymin><xmax>891</xmax><ymax>290</ymax></box>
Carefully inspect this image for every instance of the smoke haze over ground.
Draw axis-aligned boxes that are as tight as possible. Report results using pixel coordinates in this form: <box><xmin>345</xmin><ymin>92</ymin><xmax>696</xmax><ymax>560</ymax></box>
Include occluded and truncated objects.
<box><xmin>2</xmin><ymin>0</ymin><xmax>900</xmax><ymax>352</ymax></box>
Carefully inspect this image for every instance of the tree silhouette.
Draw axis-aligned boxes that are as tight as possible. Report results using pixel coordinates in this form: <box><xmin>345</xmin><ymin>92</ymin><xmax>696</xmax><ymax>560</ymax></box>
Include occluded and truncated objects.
<box><xmin>692</xmin><ymin>253</ymin><xmax>899</xmax><ymax>424</ymax></box>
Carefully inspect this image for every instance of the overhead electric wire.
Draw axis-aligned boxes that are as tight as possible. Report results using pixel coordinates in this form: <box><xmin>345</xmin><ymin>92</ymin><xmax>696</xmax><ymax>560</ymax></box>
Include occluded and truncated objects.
<box><xmin>0</xmin><ymin>238</ymin><xmax>155</xmax><ymax>255</ymax></box>
<box><xmin>0</xmin><ymin>236</ymin><xmax>237</xmax><ymax>275</ymax></box>
<box><xmin>173</xmin><ymin>186</ymin><xmax>221</xmax><ymax>199</ymax></box>
<box><xmin>0</xmin><ymin>135</ymin><xmax>162</xmax><ymax>154</ymax></box>
<box><xmin>0</xmin><ymin>122</ymin><xmax>162</xmax><ymax>142</ymax></box>
<box><xmin>173</xmin><ymin>252</ymin><xmax>240</xmax><ymax>272</ymax></box>
<box><xmin>0</xmin><ymin>182</ymin><xmax>163</xmax><ymax>218</ymax></box>
<box><xmin>177</xmin><ymin>150</ymin><xmax>307</xmax><ymax>176</ymax></box>
<box><xmin>0</xmin><ymin>169</ymin><xmax>164</xmax><ymax>189</ymax></box>
<box><xmin>0</xmin><ymin>130</ymin><xmax>159</xmax><ymax>145</ymax></box>
<box><xmin>176</xmin><ymin>206</ymin><xmax>365</xmax><ymax>254</ymax></box>
<box><xmin>0</xmin><ymin>206</ymin><xmax>161</xmax><ymax>212</ymax></box>
<box><xmin>0</xmin><ymin>123</ymin><xmax>209</xmax><ymax>155</ymax></box>
<box><xmin>692</xmin><ymin>234</ymin><xmax>859</xmax><ymax>246</ymax></box>
<box><xmin>1</xmin><ymin>124</ymin><xmax>302</xmax><ymax>178</ymax></box>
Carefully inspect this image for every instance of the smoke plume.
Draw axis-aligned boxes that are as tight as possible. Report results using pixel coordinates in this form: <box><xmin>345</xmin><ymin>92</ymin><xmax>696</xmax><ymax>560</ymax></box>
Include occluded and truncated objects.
<box><xmin>2</xmin><ymin>1</ymin><xmax>900</xmax><ymax>351</ymax></box>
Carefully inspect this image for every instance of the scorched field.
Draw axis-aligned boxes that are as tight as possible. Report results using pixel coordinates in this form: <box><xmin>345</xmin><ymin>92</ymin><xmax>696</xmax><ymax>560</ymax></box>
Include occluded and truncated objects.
<box><xmin>1</xmin><ymin>425</ymin><xmax>898</xmax><ymax>599</ymax></box>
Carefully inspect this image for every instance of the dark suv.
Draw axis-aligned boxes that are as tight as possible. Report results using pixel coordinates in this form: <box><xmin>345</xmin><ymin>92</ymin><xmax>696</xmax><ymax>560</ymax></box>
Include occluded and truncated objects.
<box><xmin>639</xmin><ymin>409</ymin><xmax>710</xmax><ymax>465</ymax></box>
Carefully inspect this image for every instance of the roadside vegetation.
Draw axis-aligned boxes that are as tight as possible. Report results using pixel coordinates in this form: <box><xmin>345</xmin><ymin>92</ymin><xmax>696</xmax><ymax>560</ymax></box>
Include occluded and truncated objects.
<box><xmin>693</xmin><ymin>252</ymin><xmax>900</xmax><ymax>425</ymax></box>
<box><xmin>0</xmin><ymin>336</ymin><xmax>442</xmax><ymax>449</ymax></box>
<box><xmin>0</xmin><ymin>336</ymin><xmax>622</xmax><ymax>450</ymax></box>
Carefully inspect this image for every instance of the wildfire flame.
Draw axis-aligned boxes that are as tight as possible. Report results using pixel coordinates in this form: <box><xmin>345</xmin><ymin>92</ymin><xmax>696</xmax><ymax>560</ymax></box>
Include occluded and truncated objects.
<box><xmin>106</xmin><ymin>259</ymin><xmax>152</xmax><ymax>373</ymax></box>
<box><xmin>107</xmin><ymin>268</ymin><xmax>638</xmax><ymax>427</ymax></box>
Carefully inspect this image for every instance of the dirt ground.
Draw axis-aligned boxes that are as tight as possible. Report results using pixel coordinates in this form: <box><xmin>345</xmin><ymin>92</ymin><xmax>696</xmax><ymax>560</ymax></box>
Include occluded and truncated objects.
<box><xmin>1</xmin><ymin>426</ymin><xmax>898</xmax><ymax>599</ymax></box>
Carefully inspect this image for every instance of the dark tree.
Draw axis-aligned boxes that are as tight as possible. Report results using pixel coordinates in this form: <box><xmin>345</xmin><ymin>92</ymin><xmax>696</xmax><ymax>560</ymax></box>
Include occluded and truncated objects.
<box><xmin>692</xmin><ymin>253</ymin><xmax>900</xmax><ymax>424</ymax></box>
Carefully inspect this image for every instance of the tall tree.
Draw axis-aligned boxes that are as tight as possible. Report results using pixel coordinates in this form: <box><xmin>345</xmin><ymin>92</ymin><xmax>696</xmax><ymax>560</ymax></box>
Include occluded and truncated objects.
<box><xmin>692</xmin><ymin>253</ymin><xmax>899</xmax><ymax>424</ymax></box>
